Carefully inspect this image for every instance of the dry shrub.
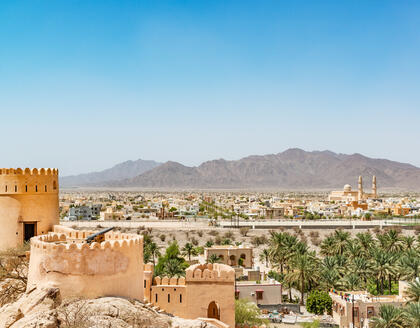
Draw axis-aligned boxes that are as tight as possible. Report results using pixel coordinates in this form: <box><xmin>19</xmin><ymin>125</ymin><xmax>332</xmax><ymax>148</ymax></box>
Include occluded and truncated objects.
<box><xmin>58</xmin><ymin>299</ymin><xmax>91</xmax><ymax>328</ymax></box>
<box><xmin>0</xmin><ymin>243</ymin><xmax>30</xmax><ymax>306</ymax></box>
<box><xmin>190</xmin><ymin>237</ymin><xmax>199</xmax><ymax>246</ymax></box>
<box><xmin>309</xmin><ymin>231</ymin><xmax>319</xmax><ymax>238</ymax></box>
<box><xmin>208</xmin><ymin>230</ymin><xmax>219</xmax><ymax>237</ymax></box>
<box><xmin>311</xmin><ymin>237</ymin><xmax>321</xmax><ymax>246</ymax></box>
<box><xmin>251</xmin><ymin>235</ymin><xmax>267</xmax><ymax>246</ymax></box>
<box><xmin>223</xmin><ymin>231</ymin><xmax>234</xmax><ymax>239</ymax></box>
<box><xmin>239</xmin><ymin>227</ymin><xmax>250</xmax><ymax>237</ymax></box>
<box><xmin>197</xmin><ymin>230</ymin><xmax>204</xmax><ymax>237</ymax></box>
<box><xmin>159</xmin><ymin>234</ymin><xmax>166</xmax><ymax>242</ymax></box>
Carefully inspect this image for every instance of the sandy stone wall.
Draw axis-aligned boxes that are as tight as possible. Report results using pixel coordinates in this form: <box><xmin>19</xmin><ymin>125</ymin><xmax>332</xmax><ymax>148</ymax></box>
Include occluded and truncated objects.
<box><xmin>0</xmin><ymin>168</ymin><xmax>59</xmax><ymax>250</ymax></box>
<box><xmin>27</xmin><ymin>228</ymin><xmax>144</xmax><ymax>301</ymax></box>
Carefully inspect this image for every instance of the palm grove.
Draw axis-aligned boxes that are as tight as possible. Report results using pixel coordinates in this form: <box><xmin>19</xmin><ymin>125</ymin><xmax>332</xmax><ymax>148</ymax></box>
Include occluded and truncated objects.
<box><xmin>262</xmin><ymin>228</ymin><xmax>419</xmax><ymax>326</ymax></box>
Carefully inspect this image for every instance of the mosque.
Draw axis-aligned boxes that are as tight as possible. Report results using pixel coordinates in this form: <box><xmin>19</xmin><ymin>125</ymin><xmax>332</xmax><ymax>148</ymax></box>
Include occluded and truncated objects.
<box><xmin>328</xmin><ymin>176</ymin><xmax>377</xmax><ymax>202</ymax></box>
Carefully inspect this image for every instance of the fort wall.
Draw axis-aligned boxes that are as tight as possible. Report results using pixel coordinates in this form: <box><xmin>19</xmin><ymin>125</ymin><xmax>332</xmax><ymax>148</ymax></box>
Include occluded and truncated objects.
<box><xmin>27</xmin><ymin>229</ymin><xmax>144</xmax><ymax>301</ymax></box>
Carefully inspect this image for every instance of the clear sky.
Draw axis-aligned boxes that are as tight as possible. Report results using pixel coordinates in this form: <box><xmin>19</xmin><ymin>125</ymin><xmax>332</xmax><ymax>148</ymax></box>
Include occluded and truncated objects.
<box><xmin>1</xmin><ymin>1</ymin><xmax>420</xmax><ymax>175</ymax></box>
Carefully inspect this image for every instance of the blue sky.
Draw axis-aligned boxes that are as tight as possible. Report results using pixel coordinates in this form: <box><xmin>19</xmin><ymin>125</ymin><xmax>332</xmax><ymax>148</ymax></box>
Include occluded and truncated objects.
<box><xmin>1</xmin><ymin>1</ymin><xmax>419</xmax><ymax>175</ymax></box>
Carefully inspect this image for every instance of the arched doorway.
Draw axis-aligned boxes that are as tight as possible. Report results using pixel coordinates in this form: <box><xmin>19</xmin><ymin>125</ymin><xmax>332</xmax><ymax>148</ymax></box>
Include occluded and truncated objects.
<box><xmin>229</xmin><ymin>255</ymin><xmax>236</xmax><ymax>266</ymax></box>
<box><xmin>207</xmin><ymin>301</ymin><xmax>220</xmax><ymax>320</ymax></box>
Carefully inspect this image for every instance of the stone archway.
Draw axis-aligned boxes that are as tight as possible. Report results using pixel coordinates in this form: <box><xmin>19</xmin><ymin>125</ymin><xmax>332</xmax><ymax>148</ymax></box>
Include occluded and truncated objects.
<box><xmin>207</xmin><ymin>301</ymin><xmax>220</xmax><ymax>320</ymax></box>
<box><xmin>229</xmin><ymin>255</ymin><xmax>236</xmax><ymax>266</ymax></box>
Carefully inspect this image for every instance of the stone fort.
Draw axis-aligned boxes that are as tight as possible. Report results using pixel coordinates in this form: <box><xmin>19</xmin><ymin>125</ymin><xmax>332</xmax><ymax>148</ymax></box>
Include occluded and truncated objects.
<box><xmin>0</xmin><ymin>168</ymin><xmax>235</xmax><ymax>327</ymax></box>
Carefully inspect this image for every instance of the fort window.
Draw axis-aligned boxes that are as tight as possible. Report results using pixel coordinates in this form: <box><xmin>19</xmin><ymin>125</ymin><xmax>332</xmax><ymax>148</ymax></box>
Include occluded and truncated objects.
<box><xmin>168</xmin><ymin>294</ymin><xmax>170</xmax><ymax>303</ymax></box>
<box><xmin>180</xmin><ymin>294</ymin><xmax>182</xmax><ymax>303</ymax></box>
<box><xmin>5</xmin><ymin>185</ymin><xmax>7</xmax><ymax>192</ymax></box>
<box><xmin>35</xmin><ymin>185</ymin><xmax>38</xmax><ymax>192</ymax></box>
<box><xmin>53</xmin><ymin>181</ymin><xmax>57</xmax><ymax>190</ymax></box>
<box><xmin>15</xmin><ymin>185</ymin><xmax>17</xmax><ymax>192</ymax></box>
<box><xmin>45</xmin><ymin>185</ymin><xmax>47</xmax><ymax>192</ymax></box>
<box><xmin>25</xmin><ymin>185</ymin><xmax>27</xmax><ymax>192</ymax></box>
<box><xmin>155</xmin><ymin>294</ymin><xmax>158</xmax><ymax>302</ymax></box>
<box><xmin>144</xmin><ymin>280</ymin><xmax>146</xmax><ymax>288</ymax></box>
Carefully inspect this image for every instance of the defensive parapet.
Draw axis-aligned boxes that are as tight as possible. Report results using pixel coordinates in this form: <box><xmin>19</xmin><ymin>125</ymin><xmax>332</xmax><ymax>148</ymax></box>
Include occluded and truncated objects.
<box><xmin>185</xmin><ymin>263</ymin><xmax>235</xmax><ymax>282</ymax></box>
<box><xmin>27</xmin><ymin>227</ymin><xmax>144</xmax><ymax>301</ymax></box>
<box><xmin>0</xmin><ymin>168</ymin><xmax>59</xmax><ymax>195</ymax></box>
<box><xmin>0</xmin><ymin>168</ymin><xmax>59</xmax><ymax>250</ymax></box>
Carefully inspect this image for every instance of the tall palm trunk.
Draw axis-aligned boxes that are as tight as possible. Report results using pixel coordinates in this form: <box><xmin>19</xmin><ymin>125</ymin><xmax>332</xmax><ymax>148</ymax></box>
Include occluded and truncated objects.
<box><xmin>300</xmin><ymin>273</ymin><xmax>305</xmax><ymax>305</ymax></box>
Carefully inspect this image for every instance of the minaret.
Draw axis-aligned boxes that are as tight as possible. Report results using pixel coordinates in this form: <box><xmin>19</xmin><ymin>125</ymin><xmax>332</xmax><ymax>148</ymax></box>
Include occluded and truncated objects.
<box><xmin>372</xmin><ymin>176</ymin><xmax>377</xmax><ymax>198</ymax></box>
<box><xmin>358</xmin><ymin>176</ymin><xmax>363</xmax><ymax>201</ymax></box>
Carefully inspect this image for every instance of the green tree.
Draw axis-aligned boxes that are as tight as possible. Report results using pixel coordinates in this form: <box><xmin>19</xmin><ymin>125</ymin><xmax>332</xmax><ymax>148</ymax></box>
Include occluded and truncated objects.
<box><xmin>403</xmin><ymin>302</ymin><xmax>420</xmax><ymax>328</ymax></box>
<box><xmin>406</xmin><ymin>280</ymin><xmax>420</xmax><ymax>302</ymax></box>
<box><xmin>370</xmin><ymin>304</ymin><xmax>405</xmax><ymax>328</ymax></box>
<box><xmin>235</xmin><ymin>299</ymin><xmax>268</xmax><ymax>327</ymax></box>
<box><xmin>285</xmin><ymin>253</ymin><xmax>320</xmax><ymax>305</ymax></box>
<box><xmin>208</xmin><ymin>254</ymin><xmax>221</xmax><ymax>264</ymax></box>
<box><xmin>182</xmin><ymin>242</ymin><xmax>197</xmax><ymax>261</ymax></box>
<box><xmin>306</xmin><ymin>291</ymin><xmax>332</xmax><ymax>315</ymax></box>
<box><xmin>154</xmin><ymin>241</ymin><xmax>189</xmax><ymax>277</ymax></box>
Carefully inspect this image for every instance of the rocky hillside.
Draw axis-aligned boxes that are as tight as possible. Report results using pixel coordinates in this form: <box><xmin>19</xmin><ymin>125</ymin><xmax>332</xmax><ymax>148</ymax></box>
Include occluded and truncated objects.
<box><xmin>0</xmin><ymin>287</ymin><xmax>218</xmax><ymax>328</ymax></box>
<box><xmin>106</xmin><ymin>149</ymin><xmax>420</xmax><ymax>190</ymax></box>
<box><xmin>61</xmin><ymin>159</ymin><xmax>161</xmax><ymax>187</ymax></box>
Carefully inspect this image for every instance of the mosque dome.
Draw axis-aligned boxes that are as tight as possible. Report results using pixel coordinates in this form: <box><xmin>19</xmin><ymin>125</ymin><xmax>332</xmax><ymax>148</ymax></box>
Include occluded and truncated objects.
<box><xmin>344</xmin><ymin>184</ymin><xmax>352</xmax><ymax>192</ymax></box>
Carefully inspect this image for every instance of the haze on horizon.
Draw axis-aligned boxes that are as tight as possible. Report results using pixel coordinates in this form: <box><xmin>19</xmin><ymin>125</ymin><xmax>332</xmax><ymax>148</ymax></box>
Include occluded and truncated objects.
<box><xmin>1</xmin><ymin>0</ymin><xmax>420</xmax><ymax>176</ymax></box>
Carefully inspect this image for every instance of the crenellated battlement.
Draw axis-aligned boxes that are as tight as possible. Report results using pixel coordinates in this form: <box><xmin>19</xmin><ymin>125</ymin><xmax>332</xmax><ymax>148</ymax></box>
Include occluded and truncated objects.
<box><xmin>0</xmin><ymin>168</ymin><xmax>59</xmax><ymax>195</ymax></box>
<box><xmin>30</xmin><ymin>230</ymin><xmax>143</xmax><ymax>252</ymax></box>
<box><xmin>0</xmin><ymin>168</ymin><xmax>58</xmax><ymax>176</ymax></box>
<box><xmin>153</xmin><ymin>276</ymin><xmax>186</xmax><ymax>286</ymax></box>
<box><xmin>185</xmin><ymin>263</ymin><xmax>235</xmax><ymax>282</ymax></box>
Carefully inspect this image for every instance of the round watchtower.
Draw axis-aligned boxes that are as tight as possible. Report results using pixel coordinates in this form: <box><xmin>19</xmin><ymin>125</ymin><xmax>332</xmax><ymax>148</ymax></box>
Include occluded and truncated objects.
<box><xmin>0</xmin><ymin>168</ymin><xmax>59</xmax><ymax>250</ymax></box>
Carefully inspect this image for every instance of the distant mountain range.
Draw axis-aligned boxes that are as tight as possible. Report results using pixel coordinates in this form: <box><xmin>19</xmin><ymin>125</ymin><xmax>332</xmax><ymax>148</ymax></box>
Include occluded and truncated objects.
<box><xmin>61</xmin><ymin>159</ymin><xmax>161</xmax><ymax>187</ymax></box>
<box><xmin>61</xmin><ymin>149</ymin><xmax>420</xmax><ymax>190</ymax></box>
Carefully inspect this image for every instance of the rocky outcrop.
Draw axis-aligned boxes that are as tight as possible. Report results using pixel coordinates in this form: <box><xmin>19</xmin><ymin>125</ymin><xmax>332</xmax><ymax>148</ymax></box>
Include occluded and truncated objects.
<box><xmin>0</xmin><ymin>287</ymin><xmax>218</xmax><ymax>328</ymax></box>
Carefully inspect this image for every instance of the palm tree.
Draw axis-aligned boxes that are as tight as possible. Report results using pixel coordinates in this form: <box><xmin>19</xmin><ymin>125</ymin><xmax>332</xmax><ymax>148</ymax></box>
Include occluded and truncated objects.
<box><xmin>320</xmin><ymin>235</ymin><xmax>336</xmax><ymax>257</ymax></box>
<box><xmin>350</xmin><ymin>257</ymin><xmax>372</xmax><ymax>284</ymax></box>
<box><xmin>401</xmin><ymin>236</ymin><xmax>416</xmax><ymax>250</ymax></box>
<box><xmin>384</xmin><ymin>229</ymin><xmax>403</xmax><ymax>253</ymax></box>
<box><xmin>345</xmin><ymin>240</ymin><xmax>362</xmax><ymax>260</ymax></box>
<box><xmin>148</xmin><ymin>242</ymin><xmax>160</xmax><ymax>265</ymax></box>
<box><xmin>182</xmin><ymin>242</ymin><xmax>196</xmax><ymax>261</ymax></box>
<box><xmin>285</xmin><ymin>253</ymin><xmax>319</xmax><ymax>305</ymax></box>
<box><xmin>331</xmin><ymin>230</ymin><xmax>350</xmax><ymax>255</ymax></box>
<box><xmin>341</xmin><ymin>273</ymin><xmax>361</xmax><ymax>291</ymax></box>
<box><xmin>370</xmin><ymin>304</ymin><xmax>405</xmax><ymax>328</ymax></box>
<box><xmin>355</xmin><ymin>231</ymin><xmax>375</xmax><ymax>256</ymax></box>
<box><xmin>406</xmin><ymin>280</ymin><xmax>420</xmax><ymax>302</ymax></box>
<box><xmin>403</xmin><ymin>302</ymin><xmax>420</xmax><ymax>328</ymax></box>
<box><xmin>371</xmin><ymin>248</ymin><xmax>395</xmax><ymax>295</ymax></box>
<box><xmin>208</xmin><ymin>254</ymin><xmax>221</xmax><ymax>264</ymax></box>
<box><xmin>163</xmin><ymin>258</ymin><xmax>187</xmax><ymax>277</ymax></box>
<box><xmin>398</xmin><ymin>250</ymin><xmax>420</xmax><ymax>281</ymax></box>
<box><xmin>259</xmin><ymin>248</ymin><xmax>270</xmax><ymax>267</ymax></box>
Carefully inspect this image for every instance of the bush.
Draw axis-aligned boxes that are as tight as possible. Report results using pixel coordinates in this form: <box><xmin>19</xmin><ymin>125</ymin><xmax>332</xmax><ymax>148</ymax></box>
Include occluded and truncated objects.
<box><xmin>306</xmin><ymin>291</ymin><xmax>332</xmax><ymax>315</ymax></box>
<box><xmin>224</xmin><ymin>231</ymin><xmax>234</xmax><ymax>239</ymax></box>
<box><xmin>235</xmin><ymin>299</ymin><xmax>268</xmax><ymax>327</ymax></box>
<box><xmin>239</xmin><ymin>227</ymin><xmax>250</xmax><ymax>237</ymax></box>
<box><xmin>208</xmin><ymin>230</ymin><xmax>219</xmax><ymax>236</ymax></box>
<box><xmin>251</xmin><ymin>235</ymin><xmax>267</xmax><ymax>246</ymax></box>
<box><xmin>190</xmin><ymin>237</ymin><xmax>199</xmax><ymax>246</ymax></box>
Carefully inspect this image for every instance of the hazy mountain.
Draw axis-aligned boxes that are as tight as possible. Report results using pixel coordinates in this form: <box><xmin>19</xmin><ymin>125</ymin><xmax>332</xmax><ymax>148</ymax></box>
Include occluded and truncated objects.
<box><xmin>105</xmin><ymin>149</ymin><xmax>420</xmax><ymax>190</ymax></box>
<box><xmin>61</xmin><ymin>159</ymin><xmax>161</xmax><ymax>187</ymax></box>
